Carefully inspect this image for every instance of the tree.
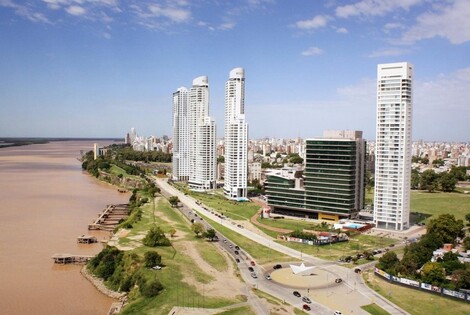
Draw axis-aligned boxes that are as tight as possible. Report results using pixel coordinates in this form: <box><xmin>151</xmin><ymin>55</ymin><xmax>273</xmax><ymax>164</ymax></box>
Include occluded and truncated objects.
<box><xmin>203</xmin><ymin>228</ymin><xmax>217</xmax><ymax>241</ymax></box>
<box><xmin>288</xmin><ymin>153</ymin><xmax>303</xmax><ymax>164</ymax></box>
<box><xmin>140</xmin><ymin>278</ymin><xmax>164</xmax><ymax>297</ymax></box>
<box><xmin>432</xmin><ymin>158</ymin><xmax>445</xmax><ymax>167</ymax></box>
<box><xmin>168</xmin><ymin>196</ymin><xmax>179</xmax><ymax>207</ymax></box>
<box><xmin>421</xmin><ymin>262</ymin><xmax>445</xmax><ymax>285</ymax></box>
<box><xmin>439</xmin><ymin>172</ymin><xmax>457</xmax><ymax>192</ymax></box>
<box><xmin>377</xmin><ymin>251</ymin><xmax>400</xmax><ymax>275</ymax></box>
<box><xmin>465</xmin><ymin>213</ymin><xmax>470</xmax><ymax>226</ymax></box>
<box><xmin>143</xmin><ymin>226</ymin><xmax>171</xmax><ymax>247</ymax></box>
<box><xmin>449</xmin><ymin>166</ymin><xmax>467</xmax><ymax>181</ymax></box>
<box><xmin>420</xmin><ymin>169</ymin><xmax>438</xmax><ymax>192</ymax></box>
<box><xmin>144</xmin><ymin>251</ymin><xmax>162</xmax><ymax>268</ymax></box>
<box><xmin>427</xmin><ymin>213</ymin><xmax>464</xmax><ymax>244</ymax></box>
<box><xmin>463</xmin><ymin>236</ymin><xmax>470</xmax><ymax>251</ymax></box>
<box><xmin>451</xmin><ymin>268</ymin><xmax>470</xmax><ymax>290</ymax></box>
<box><xmin>168</xmin><ymin>228</ymin><xmax>177</xmax><ymax>238</ymax></box>
<box><xmin>441</xmin><ymin>252</ymin><xmax>462</xmax><ymax>274</ymax></box>
<box><xmin>411</xmin><ymin>169</ymin><xmax>420</xmax><ymax>190</ymax></box>
<box><xmin>191</xmin><ymin>222</ymin><xmax>205</xmax><ymax>237</ymax></box>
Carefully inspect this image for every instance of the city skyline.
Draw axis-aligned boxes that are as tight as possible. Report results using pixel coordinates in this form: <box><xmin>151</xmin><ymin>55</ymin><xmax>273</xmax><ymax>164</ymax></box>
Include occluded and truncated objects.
<box><xmin>1</xmin><ymin>1</ymin><xmax>469</xmax><ymax>141</ymax></box>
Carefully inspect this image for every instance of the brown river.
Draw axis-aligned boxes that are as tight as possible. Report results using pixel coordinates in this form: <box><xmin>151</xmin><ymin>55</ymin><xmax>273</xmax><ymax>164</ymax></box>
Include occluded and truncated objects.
<box><xmin>0</xmin><ymin>140</ymin><xmax>130</xmax><ymax>315</ymax></box>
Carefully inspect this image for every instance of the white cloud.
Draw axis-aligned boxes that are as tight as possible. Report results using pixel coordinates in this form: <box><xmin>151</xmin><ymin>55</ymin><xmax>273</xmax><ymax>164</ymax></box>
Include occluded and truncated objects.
<box><xmin>368</xmin><ymin>48</ymin><xmax>411</xmax><ymax>58</ymax></box>
<box><xmin>295</xmin><ymin>15</ymin><xmax>329</xmax><ymax>30</ymax></box>
<box><xmin>336</xmin><ymin>27</ymin><xmax>348</xmax><ymax>34</ymax></box>
<box><xmin>402</xmin><ymin>0</ymin><xmax>470</xmax><ymax>44</ymax></box>
<box><xmin>147</xmin><ymin>4</ymin><xmax>191</xmax><ymax>23</ymax></box>
<box><xmin>219</xmin><ymin>22</ymin><xmax>235</xmax><ymax>30</ymax></box>
<box><xmin>301</xmin><ymin>46</ymin><xmax>324</xmax><ymax>56</ymax></box>
<box><xmin>66</xmin><ymin>5</ymin><xmax>86</xmax><ymax>16</ymax></box>
<box><xmin>336</xmin><ymin>0</ymin><xmax>423</xmax><ymax>18</ymax></box>
<box><xmin>1</xmin><ymin>0</ymin><xmax>52</xmax><ymax>23</ymax></box>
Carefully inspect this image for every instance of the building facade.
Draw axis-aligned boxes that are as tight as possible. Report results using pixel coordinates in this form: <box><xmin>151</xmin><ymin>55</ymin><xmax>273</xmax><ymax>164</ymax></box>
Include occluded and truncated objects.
<box><xmin>188</xmin><ymin>76</ymin><xmax>217</xmax><ymax>191</ymax></box>
<box><xmin>374</xmin><ymin>62</ymin><xmax>413</xmax><ymax>230</ymax></box>
<box><xmin>223</xmin><ymin>68</ymin><xmax>248</xmax><ymax>200</ymax></box>
<box><xmin>172</xmin><ymin>87</ymin><xmax>190</xmax><ymax>181</ymax></box>
<box><xmin>266</xmin><ymin>130</ymin><xmax>366</xmax><ymax>221</ymax></box>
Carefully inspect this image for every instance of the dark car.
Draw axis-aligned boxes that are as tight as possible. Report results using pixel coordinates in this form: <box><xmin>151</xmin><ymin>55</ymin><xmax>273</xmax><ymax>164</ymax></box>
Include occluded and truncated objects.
<box><xmin>273</xmin><ymin>264</ymin><xmax>282</xmax><ymax>270</ymax></box>
<box><xmin>250</xmin><ymin>261</ymin><xmax>256</xmax><ymax>266</ymax></box>
<box><xmin>354</xmin><ymin>268</ymin><xmax>361</xmax><ymax>274</ymax></box>
<box><xmin>303</xmin><ymin>304</ymin><xmax>311</xmax><ymax>311</ymax></box>
<box><xmin>335</xmin><ymin>278</ymin><xmax>342</xmax><ymax>283</ymax></box>
<box><xmin>234</xmin><ymin>250</ymin><xmax>239</xmax><ymax>255</ymax></box>
<box><xmin>293</xmin><ymin>291</ymin><xmax>301</xmax><ymax>297</ymax></box>
<box><xmin>248</xmin><ymin>267</ymin><xmax>254</xmax><ymax>272</ymax></box>
<box><xmin>235</xmin><ymin>258</ymin><xmax>240</xmax><ymax>263</ymax></box>
<box><xmin>235</xmin><ymin>245</ymin><xmax>240</xmax><ymax>250</ymax></box>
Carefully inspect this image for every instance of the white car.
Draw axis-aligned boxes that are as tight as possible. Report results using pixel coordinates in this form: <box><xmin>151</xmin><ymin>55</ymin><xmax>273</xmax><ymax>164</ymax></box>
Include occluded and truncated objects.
<box><xmin>152</xmin><ymin>265</ymin><xmax>162</xmax><ymax>270</ymax></box>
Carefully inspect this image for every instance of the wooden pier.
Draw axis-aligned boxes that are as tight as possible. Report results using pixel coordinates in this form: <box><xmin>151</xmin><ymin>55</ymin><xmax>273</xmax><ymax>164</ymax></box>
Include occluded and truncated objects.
<box><xmin>52</xmin><ymin>253</ymin><xmax>94</xmax><ymax>264</ymax></box>
<box><xmin>88</xmin><ymin>204</ymin><xmax>130</xmax><ymax>231</ymax></box>
<box><xmin>77</xmin><ymin>235</ymin><xmax>98</xmax><ymax>244</ymax></box>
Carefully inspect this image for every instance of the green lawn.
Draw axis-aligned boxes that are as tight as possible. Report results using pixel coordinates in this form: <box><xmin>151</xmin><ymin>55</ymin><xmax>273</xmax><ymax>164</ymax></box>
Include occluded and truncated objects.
<box><xmin>363</xmin><ymin>271</ymin><xmax>470</xmax><ymax>315</ymax></box>
<box><xmin>361</xmin><ymin>303</ymin><xmax>391</xmax><ymax>315</ymax></box>
<box><xmin>215</xmin><ymin>306</ymin><xmax>255</xmax><ymax>315</ymax></box>
<box><xmin>366</xmin><ymin>190</ymin><xmax>470</xmax><ymax>223</ymax></box>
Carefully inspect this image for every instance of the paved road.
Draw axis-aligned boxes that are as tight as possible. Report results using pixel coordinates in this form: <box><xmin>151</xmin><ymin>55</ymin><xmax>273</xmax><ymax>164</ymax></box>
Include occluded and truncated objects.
<box><xmin>155</xmin><ymin>178</ymin><xmax>410</xmax><ymax>315</ymax></box>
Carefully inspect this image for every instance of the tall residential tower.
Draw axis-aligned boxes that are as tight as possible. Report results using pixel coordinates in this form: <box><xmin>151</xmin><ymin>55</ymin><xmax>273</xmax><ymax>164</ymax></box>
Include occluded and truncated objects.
<box><xmin>223</xmin><ymin>68</ymin><xmax>248</xmax><ymax>200</ymax></box>
<box><xmin>188</xmin><ymin>76</ymin><xmax>217</xmax><ymax>191</ymax></box>
<box><xmin>172</xmin><ymin>87</ymin><xmax>190</xmax><ymax>181</ymax></box>
<box><xmin>374</xmin><ymin>62</ymin><xmax>413</xmax><ymax>230</ymax></box>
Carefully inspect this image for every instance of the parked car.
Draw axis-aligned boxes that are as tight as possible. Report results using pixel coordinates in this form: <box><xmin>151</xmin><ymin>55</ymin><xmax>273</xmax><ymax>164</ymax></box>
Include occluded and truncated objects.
<box><xmin>251</xmin><ymin>272</ymin><xmax>257</xmax><ymax>278</ymax></box>
<box><xmin>273</xmin><ymin>264</ymin><xmax>282</xmax><ymax>270</ymax></box>
<box><xmin>303</xmin><ymin>304</ymin><xmax>311</xmax><ymax>311</ymax></box>
<box><xmin>235</xmin><ymin>245</ymin><xmax>240</xmax><ymax>250</ymax></box>
<box><xmin>229</xmin><ymin>244</ymin><xmax>233</xmax><ymax>248</ymax></box>
<box><xmin>354</xmin><ymin>268</ymin><xmax>361</xmax><ymax>274</ymax></box>
<box><xmin>335</xmin><ymin>278</ymin><xmax>342</xmax><ymax>283</ymax></box>
<box><xmin>293</xmin><ymin>291</ymin><xmax>301</xmax><ymax>297</ymax></box>
<box><xmin>235</xmin><ymin>258</ymin><xmax>240</xmax><ymax>263</ymax></box>
<box><xmin>265</xmin><ymin>274</ymin><xmax>272</xmax><ymax>280</ymax></box>
<box><xmin>302</xmin><ymin>296</ymin><xmax>312</xmax><ymax>304</ymax></box>
<box><xmin>152</xmin><ymin>265</ymin><xmax>162</xmax><ymax>270</ymax></box>
<box><xmin>250</xmin><ymin>261</ymin><xmax>256</xmax><ymax>266</ymax></box>
<box><xmin>248</xmin><ymin>267</ymin><xmax>254</xmax><ymax>272</ymax></box>
<box><xmin>234</xmin><ymin>250</ymin><xmax>239</xmax><ymax>255</ymax></box>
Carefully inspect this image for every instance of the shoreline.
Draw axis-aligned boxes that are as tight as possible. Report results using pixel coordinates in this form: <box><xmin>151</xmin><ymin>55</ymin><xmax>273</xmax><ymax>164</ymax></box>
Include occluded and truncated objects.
<box><xmin>81</xmin><ymin>265</ymin><xmax>127</xmax><ymax>301</ymax></box>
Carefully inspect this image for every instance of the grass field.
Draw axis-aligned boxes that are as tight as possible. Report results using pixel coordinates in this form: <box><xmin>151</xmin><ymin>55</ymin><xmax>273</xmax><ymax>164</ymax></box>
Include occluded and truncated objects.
<box><xmin>361</xmin><ymin>303</ymin><xmax>390</xmax><ymax>315</ymax></box>
<box><xmin>215</xmin><ymin>306</ymin><xmax>255</xmax><ymax>315</ymax></box>
<box><xmin>118</xmin><ymin>196</ymin><xmax>243</xmax><ymax>314</ymax></box>
<box><xmin>363</xmin><ymin>271</ymin><xmax>470</xmax><ymax>315</ymax></box>
<box><xmin>367</xmin><ymin>189</ymin><xmax>470</xmax><ymax>223</ymax></box>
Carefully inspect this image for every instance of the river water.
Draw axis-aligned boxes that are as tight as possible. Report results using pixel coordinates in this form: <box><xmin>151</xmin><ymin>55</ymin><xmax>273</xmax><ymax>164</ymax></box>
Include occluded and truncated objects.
<box><xmin>0</xmin><ymin>140</ymin><xmax>130</xmax><ymax>315</ymax></box>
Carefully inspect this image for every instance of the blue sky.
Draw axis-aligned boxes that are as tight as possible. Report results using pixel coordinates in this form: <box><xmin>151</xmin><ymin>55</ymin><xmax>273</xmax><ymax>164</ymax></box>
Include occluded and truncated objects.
<box><xmin>0</xmin><ymin>0</ymin><xmax>469</xmax><ymax>141</ymax></box>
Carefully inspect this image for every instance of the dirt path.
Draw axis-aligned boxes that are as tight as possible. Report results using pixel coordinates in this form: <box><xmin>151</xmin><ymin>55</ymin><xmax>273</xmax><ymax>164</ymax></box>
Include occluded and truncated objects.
<box><xmin>178</xmin><ymin>241</ymin><xmax>245</xmax><ymax>298</ymax></box>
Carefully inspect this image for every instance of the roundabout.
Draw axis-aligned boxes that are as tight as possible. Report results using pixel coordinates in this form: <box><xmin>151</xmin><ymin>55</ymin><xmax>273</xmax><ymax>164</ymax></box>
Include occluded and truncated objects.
<box><xmin>269</xmin><ymin>264</ymin><xmax>340</xmax><ymax>289</ymax></box>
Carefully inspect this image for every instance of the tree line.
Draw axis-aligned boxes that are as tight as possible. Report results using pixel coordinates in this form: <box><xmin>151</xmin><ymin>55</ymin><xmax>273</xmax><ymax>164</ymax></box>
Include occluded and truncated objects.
<box><xmin>411</xmin><ymin>166</ymin><xmax>468</xmax><ymax>192</ymax></box>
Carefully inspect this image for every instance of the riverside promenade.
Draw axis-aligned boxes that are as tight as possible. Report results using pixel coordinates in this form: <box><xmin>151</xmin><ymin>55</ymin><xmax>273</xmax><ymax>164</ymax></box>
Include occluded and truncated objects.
<box><xmin>155</xmin><ymin>178</ymin><xmax>410</xmax><ymax>315</ymax></box>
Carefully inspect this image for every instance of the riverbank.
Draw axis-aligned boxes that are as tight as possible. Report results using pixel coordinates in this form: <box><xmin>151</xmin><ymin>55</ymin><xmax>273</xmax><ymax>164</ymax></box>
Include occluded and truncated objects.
<box><xmin>81</xmin><ymin>266</ymin><xmax>127</xmax><ymax>300</ymax></box>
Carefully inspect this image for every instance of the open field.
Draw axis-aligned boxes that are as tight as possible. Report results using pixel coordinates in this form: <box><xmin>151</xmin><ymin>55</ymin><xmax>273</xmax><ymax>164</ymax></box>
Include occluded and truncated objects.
<box><xmin>366</xmin><ymin>190</ymin><xmax>470</xmax><ymax>223</ymax></box>
<box><xmin>111</xmin><ymin>195</ymin><xmax>246</xmax><ymax>314</ymax></box>
<box><xmin>363</xmin><ymin>271</ymin><xmax>470</xmax><ymax>315</ymax></box>
<box><xmin>215</xmin><ymin>306</ymin><xmax>255</xmax><ymax>315</ymax></box>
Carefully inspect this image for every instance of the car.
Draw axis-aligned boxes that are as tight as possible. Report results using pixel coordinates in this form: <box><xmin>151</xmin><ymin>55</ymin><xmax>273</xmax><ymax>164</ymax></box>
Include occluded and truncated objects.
<box><xmin>303</xmin><ymin>304</ymin><xmax>311</xmax><ymax>311</ymax></box>
<box><xmin>248</xmin><ymin>267</ymin><xmax>254</xmax><ymax>272</ymax></box>
<box><xmin>293</xmin><ymin>291</ymin><xmax>301</xmax><ymax>297</ymax></box>
<box><xmin>251</xmin><ymin>272</ymin><xmax>257</xmax><ymax>278</ymax></box>
<box><xmin>334</xmin><ymin>311</ymin><xmax>342</xmax><ymax>315</ymax></box>
<box><xmin>250</xmin><ymin>261</ymin><xmax>256</xmax><ymax>266</ymax></box>
<box><xmin>354</xmin><ymin>268</ymin><xmax>361</xmax><ymax>274</ymax></box>
<box><xmin>273</xmin><ymin>264</ymin><xmax>282</xmax><ymax>270</ymax></box>
<box><xmin>223</xmin><ymin>239</ymin><xmax>227</xmax><ymax>243</ymax></box>
<box><xmin>234</xmin><ymin>245</ymin><xmax>240</xmax><ymax>250</ymax></box>
<box><xmin>234</xmin><ymin>250</ymin><xmax>239</xmax><ymax>255</ymax></box>
<box><xmin>151</xmin><ymin>265</ymin><xmax>162</xmax><ymax>270</ymax></box>
<box><xmin>235</xmin><ymin>258</ymin><xmax>240</xmax><ymax>263</ymax></box>
<box><xmin>335</xmin><ymin>278</ymin><xmax>342</xmax><ymax>283</ymax></box>
<box><xmin>302</xmin><ymin>296</ymin><xmax>311</xmax><ymax>304</ymax></box>
<box><xmin>265</xmin><ymin>274</ymin><xmax>272</xmax><ymax>280</ymax></box>
<box><xmin>237</xmin><ymin>224</ymin><xmax>243</xmax><ymax>228</ymax></box>
<box><xmin>229</xmin><ymin>244</ymin><xmax>233</xmax><ymax>248</ymax></box>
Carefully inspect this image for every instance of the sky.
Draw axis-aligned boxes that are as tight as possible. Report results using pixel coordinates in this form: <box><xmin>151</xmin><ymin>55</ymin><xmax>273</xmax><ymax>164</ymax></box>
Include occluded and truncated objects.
<box><xmin>0</xmin><ymin>0</ymin><xmax>469</xmax><ymax>141</ymax></box>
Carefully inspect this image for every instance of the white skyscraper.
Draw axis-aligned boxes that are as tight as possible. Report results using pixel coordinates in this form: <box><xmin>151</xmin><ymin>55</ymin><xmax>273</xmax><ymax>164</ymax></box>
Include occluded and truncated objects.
<box><xmin>172</xmin><ymin>87</ymin><xmax>190</xmax><ymax>181</ymax></box>
<box><xmin>374</xmin><ymin>62</ymin><xmax>413</xmax><ymax>230</ymax></box>
<box><xmin>223</xmin><ymin>67</ymin><xmax>248</xmax><ymax>200</ymax></box>
<box><xmin>188</xmin><ymin>76</ymin><xmax>217</xmax><ymax>191</ymax></box>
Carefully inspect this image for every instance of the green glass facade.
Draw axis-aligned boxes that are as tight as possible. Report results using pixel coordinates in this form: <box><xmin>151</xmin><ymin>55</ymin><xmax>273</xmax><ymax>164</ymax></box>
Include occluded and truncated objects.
<box><xmin>266</xmin><ymin>138</ymin><xmax>365</xmax><ymax>220</ymax></box>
